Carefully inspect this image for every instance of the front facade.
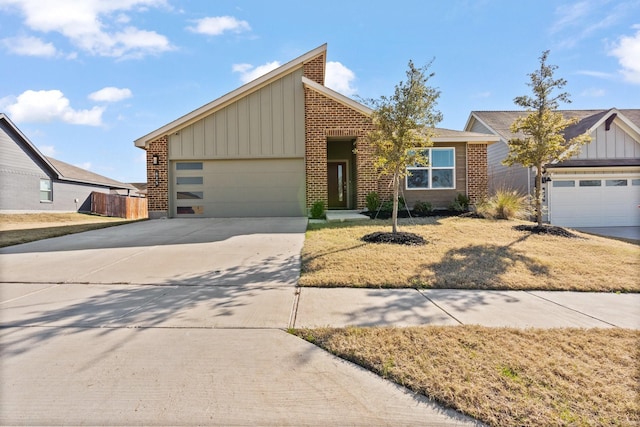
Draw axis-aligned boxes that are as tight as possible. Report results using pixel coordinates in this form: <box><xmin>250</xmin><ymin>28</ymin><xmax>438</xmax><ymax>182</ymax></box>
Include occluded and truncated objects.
<box><xmin>465</xmin><ymin>109</ymin><xmax>640</xmax><ymax>227</ymax></box>
<box><xmin>0</xmin><ymin>113</ymin><xmax>135</xmax><ymax>212</ymax></box>
<box><xmin>136</xmin><ymin>45</ymin><xmax>498</xmax><ymax>219</ymax></box>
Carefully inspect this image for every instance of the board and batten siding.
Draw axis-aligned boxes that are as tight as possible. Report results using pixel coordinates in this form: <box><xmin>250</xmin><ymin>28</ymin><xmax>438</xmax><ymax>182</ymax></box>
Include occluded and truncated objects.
<box><xmin>574</xmin><ymin>121</ymin><xmax>639</xmax><ymax>160</ymax></box>
<box><xmin>169</xmin><ymin>68</ymin><xmax>305</xmax><ymax>160</ymax></box>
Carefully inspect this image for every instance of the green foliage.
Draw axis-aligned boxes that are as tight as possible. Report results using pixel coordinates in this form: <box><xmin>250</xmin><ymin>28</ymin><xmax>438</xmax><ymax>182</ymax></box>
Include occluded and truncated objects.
<box><xmin>476</xmin><ymin>189</ymin><xmax>530</xmax><ymax>220</ymax></box>
<box><xmin>449</xmin><ymin>193</ymin><xmax>470</xmax><ymax>212</ymax></box>
<box><xmin>505</xmin><ymin>50</ymin><xmax>591</xmax><ymax>226</ymax></box>
<box><xmin>413</xmin><ymin>200</ymin><xmax>433</xmax><ymax>215</ymax></box>
<box><xmin>310</xmin><ymin>200</ymin><xmax>325</xmax><ymax>219</ymax></box>
<box><xmin>362</xmin><ymin>59</ymin><xmax>443</xmax><ymax>233</ymax></box>
<box><xmin>366</xmin><ymin>191</ymin><xmax>380</xmax><ymax>212</ymax></box>
<box><xmin>381</xmin><ymin>197</ymin><xmax>405</xmax><ymax>213</ymax></box>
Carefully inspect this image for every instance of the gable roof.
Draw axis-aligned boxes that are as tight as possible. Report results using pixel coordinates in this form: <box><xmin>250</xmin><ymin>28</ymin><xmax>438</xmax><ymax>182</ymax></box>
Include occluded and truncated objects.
<box><xmin>135</xmin><ymin>44</ymin><xmax>328</xmax><ymax>148</ymax></box>
<box><xmin>1</xmin><ymin>113</ymin><xmax>134</xmax><ymax>190</ymax></box>
<box><xmin>466</xmin><ymin>109</ymin><xmax>640</xmax><ymax>142</ymax></box>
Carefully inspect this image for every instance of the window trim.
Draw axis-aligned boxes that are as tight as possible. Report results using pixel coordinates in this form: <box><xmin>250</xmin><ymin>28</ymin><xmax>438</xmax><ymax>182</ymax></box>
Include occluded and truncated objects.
<box><xmin>406</xmin><ymin>147</ymin><xmax>456</xmax><ymax>190</ymax></box>
<box><xmin>39</xmin><ymin>178</ymin><xmax>53</xmax><ymax>202</ymax></box>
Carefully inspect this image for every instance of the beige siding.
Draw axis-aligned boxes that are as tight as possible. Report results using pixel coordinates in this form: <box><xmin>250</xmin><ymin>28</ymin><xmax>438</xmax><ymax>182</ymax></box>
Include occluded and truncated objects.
<box><xmin>169</xmin><ymin>68</ymin><xmax>305</xmax><ymax>160</ymax></box>
<box><xmin>575</xmin><ymin>121</ymin><xmax>640</xmax><ymax>160</ymax></box>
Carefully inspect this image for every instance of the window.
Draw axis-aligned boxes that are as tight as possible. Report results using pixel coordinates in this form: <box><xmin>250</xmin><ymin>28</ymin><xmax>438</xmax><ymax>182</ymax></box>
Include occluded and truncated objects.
<box><xmin>176</xmin><ymin>176</ymin><xmax>203</xmax><ymax>185</ymax></box>
<box><xmin>606</xmin><ymin>179</ymin><xmax>627</xmax><ymax>187</ymax></box>
<box><xmin>177</xmin><ymin>191</ymin><xmax>203</xmax><ymax>199</ymax></box>
<box><xmin>406</xmin><ymin>148</ymin><xmax>455</xmax><ymax>190</ymax></box>
<box><xmin>40</xmin><ymin>179</ymin><xmax>52</xmax><ymax>202</ymax></box>
<box><xmin>553</xmin><ymin>180</ymin><xmax>575</xmax><ymax>187</ymax></box>
<box><xmin>177</xmin><ymin>206</ymin><xmax>204</xmax><ymax>215</ymax></box>
<box><xmin>176</xmin><ymin>162</ymin><xmax>203</xmax><ymax>170</ymax></box>
<box><xmin>579</xmin><ymin>180</ymin><xmax>601</xmax><ymax>187</ymax></box>
<box><xmin>632</xmin><ymin>179</ymin><xmax>640</xmax><ymax>186</ymax></box>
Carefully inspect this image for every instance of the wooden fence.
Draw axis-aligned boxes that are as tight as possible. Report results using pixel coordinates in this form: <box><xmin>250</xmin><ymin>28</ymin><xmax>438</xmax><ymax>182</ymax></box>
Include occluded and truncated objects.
<box><xmin>90</xmin><ymin>192</ymin><xmax>148</xmax><ymax>220</ymax></box>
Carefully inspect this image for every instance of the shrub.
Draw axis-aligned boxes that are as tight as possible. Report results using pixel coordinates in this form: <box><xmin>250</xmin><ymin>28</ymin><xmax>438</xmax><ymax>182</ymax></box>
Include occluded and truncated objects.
<box><xmin>476</xmin><ymin>189</ymin><xmax>530</xmax><ymax>220</ymax></box>
<box><xmin>366</xmin><ymin>192</ymin><xmax>380</xmax><ymax>212</ymax></box>
<box><xmin>413</xmin><ymin>201</ymin><xmax>433</xmax><ymax>216</ymax></box>
<box><xmin>450</xmin><ymin>193</ymin><xmax>470</xmax><ymax>212</ymax></box>
<box><xmin>310</xmin><ymin>200</ymin><xmax>326</xmax><ymax>219</ymax></box>
<box><xmin>381</xmin><ymin>197</ymin><xmax>405</xmax><ymax>213</ymax></box>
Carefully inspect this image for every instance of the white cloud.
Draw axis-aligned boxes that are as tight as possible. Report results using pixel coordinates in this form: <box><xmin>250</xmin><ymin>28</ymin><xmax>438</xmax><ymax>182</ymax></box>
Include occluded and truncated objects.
<box><xmin>89</xmin><ymin>87</ymin><xmax>132</xmax><ymax>102</ymax></box>
<box><xmin>575</xmin><ymin>70</ymin><xmax>616</xmax><ymax>79</ymax></box>
<box><xmin>325</xmin><ymin>61</ymin><xmax>357</xmax><ymax>96</ymax></box>
<box><xmin>74</xmin><ymin>161</ymin><xmax>92</xmax><ymax>170</ymax></box>
<box><xmin>0</xmin><ymin>0</ymin><xmax>172</xmax><ymax>59</ymax></box>
<box><xmin>1</xmin><ymin>35</ymin><xmax>57</xmax><ymax>57</ymax></box>
<box><xmin>187</xmin><ymin>16</ymin><xmax>250</xmax><ymax>36</ymax></box>
<box><xmin>38</xmin><ymin>144</ymin><xmax>56</xmax><ymax>156</ymax></box>
<box><xmin>610</xmin><ymin>27</ymin><xmax>640</xmax><ymax>84</ymax></box>
<box><xmin>5</xmin><ymin>89</ymin><xmax>104</xmax><ymax>126</ymax></box>
<box><xmin>232</xmin><ymin>61</ymin><xmax>281</xmax><ymax>84</ymax></box>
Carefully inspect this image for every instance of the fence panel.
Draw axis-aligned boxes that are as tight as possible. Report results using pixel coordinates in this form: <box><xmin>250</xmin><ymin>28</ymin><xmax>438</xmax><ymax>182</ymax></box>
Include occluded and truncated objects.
<box><xmin>91</xmin><ymin>192</ymin><xmax>148</xmax><ymax>219</ymax></box>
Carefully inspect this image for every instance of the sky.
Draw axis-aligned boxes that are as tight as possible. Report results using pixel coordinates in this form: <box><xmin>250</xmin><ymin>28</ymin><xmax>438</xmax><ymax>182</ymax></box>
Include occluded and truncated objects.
<box><xmin>0</xmin><ymin>0</ymin><xmax>639</xmax><ymax>184</ymax></box>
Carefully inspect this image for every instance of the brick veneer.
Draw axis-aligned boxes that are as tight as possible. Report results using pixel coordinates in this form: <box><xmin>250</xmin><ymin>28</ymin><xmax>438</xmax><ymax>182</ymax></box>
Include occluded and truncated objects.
<box><xmin>467</xmin><ymin>144</ymin><xmax>488</xmax><ymax>205</ymax></box>
<box><xmin>146</xmin><ymin>136</ymin><xmax>169</xmax><ymax>217</ymax></box>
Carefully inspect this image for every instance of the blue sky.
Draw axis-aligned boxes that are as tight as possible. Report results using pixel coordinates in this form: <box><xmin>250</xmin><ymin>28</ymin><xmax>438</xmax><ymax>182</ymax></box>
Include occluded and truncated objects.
<box><xmin>1</xmin><ymin>0</ymin><xmax>638</xmax><ymax>183</ymax></box>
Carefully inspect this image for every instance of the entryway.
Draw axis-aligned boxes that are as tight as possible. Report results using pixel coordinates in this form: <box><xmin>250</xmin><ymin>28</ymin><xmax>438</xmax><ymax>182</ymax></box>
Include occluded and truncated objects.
<box><xmin>327</xmin><ymin>138</ymin><xmax>356</xmax><ymax>209</ymax></box>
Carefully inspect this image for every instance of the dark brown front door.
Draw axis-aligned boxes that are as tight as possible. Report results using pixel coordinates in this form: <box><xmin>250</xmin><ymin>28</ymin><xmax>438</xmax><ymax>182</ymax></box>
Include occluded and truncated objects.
<box><xmin>328</xmin><ymin>162</ymin><xmax>347</xmax><ymax>208</ymax></box>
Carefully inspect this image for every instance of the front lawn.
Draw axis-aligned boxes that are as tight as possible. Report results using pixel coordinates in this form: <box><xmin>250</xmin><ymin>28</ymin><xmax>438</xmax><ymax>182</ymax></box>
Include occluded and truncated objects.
<box><xmin>300</xmin><ymin>217</ymin><xmax>640</xmax><ymax>292</ymax></box>
<box><xmin>294</xmin><ymin>326</ymin><xmax>639</xmax><ymax>427</ymax></box>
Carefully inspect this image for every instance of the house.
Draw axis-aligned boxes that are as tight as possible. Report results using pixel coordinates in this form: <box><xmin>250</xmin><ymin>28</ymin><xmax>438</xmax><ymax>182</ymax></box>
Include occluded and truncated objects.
<box><xmin>135</xmin><ymin>44</ymin><xmax>499</xmax><ymax>219</ymax></box>
<box><xmin>0</xmin><ymin>113</ymin><xmax>136</xmax><ymax>212</ymax></box>
<box><xmin>465</xmin><ymin>109</ymin><xmax>640</xmax><ymax>227</ymax></box>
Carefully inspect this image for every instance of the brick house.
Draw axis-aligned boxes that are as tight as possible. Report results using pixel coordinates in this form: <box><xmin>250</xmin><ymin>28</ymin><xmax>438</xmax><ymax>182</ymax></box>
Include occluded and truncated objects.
<box><xmin>135</xmin><ymin>44</ymin><xmax>498</xmax><ymax>218</ymax></box>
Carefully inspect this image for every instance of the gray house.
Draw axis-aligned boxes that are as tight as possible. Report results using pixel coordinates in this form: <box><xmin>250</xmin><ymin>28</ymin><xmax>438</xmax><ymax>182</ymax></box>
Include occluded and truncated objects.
<box><xmin>0</xmin><ymin>113</ymin><xmax>135</xmax><ymax>212</ymax></box>
<box><xmin>465</xmin><ymin>109</ymin><xmax>640</xmax><ymax>227</ymax></box>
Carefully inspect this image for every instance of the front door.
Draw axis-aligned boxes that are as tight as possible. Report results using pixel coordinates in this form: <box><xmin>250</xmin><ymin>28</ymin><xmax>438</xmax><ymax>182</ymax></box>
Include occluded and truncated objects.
<box><xmin>327</xmin><ymin>162</ymin><xmax>347</xmax><ymax>208</ymax></box>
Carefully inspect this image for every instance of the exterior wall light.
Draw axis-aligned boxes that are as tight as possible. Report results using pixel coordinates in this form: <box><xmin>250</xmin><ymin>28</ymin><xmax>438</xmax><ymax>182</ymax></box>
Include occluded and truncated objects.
<box><xmin>154</xmin><ymin>170</ymin><xmax>159</xmax><ymax>187</ymax></box>
<box><xmin>152</xmin><ymin>154</ymin><xmax>159</xmax><ymax>165</ymax></box>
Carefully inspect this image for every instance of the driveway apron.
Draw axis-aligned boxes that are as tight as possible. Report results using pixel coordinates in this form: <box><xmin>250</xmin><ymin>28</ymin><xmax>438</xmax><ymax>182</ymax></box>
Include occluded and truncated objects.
<box><xmin>0</xmin><ymin>218</ymin><xmax>480</xmax><ymax>426</ymax></box>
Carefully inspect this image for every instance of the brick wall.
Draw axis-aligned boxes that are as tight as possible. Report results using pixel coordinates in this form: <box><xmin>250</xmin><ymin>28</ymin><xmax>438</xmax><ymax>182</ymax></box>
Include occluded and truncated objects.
<box><xmin>146</xmin><ymin>135</ymin><xmax>169</xmax><ymax>217</ymax></box>
<box><xmin>303</xmin><ymin>53</ymin><xmax>325</xmax><ymax>85</ymax></box>
<box><xmin>467</xmin><ymin>143</ymin><xmax>488</xmax><ymax>205</ymax></box>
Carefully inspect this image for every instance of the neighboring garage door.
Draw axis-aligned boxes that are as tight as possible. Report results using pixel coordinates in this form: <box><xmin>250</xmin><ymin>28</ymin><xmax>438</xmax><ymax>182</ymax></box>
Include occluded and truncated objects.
<box><xmin>172</xmin><ymin>159</ymin><xmax>305</xmax><ymax>217</ymax></box>
<box><xmin>549</xmin><ymin>177</ymin><xmax>640</xmax><ymax>227</ymax></box>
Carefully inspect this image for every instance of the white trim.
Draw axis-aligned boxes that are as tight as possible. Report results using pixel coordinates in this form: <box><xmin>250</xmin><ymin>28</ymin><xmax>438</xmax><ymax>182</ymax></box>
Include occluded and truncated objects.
<box><xmin>405</xmin><ymin>147</ymin><xmax>456</xmax><ymax>190</ymax></box>
<box><xmin>135</xmin><ymin>44</ymin><xmax>328</xmax><ymax>148</ymax></box>
<box><xmin>301</xmin><ymin>76</ymin><xmax>373</xmax><ymax>116</ymax></box>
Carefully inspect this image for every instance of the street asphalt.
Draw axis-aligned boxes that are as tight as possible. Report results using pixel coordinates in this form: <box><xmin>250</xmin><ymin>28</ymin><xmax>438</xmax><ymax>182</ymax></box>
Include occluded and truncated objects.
<box><xmin>1</xmin><ymin>218</ymin><xmax>638</xmax><ymax>426</ymax></box>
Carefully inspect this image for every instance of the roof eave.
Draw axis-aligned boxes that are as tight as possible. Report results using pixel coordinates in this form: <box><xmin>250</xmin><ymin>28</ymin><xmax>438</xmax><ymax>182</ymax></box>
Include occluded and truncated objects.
<box><xmin>135</xmin><ymin>44</ymin><xmax>328</xmax><ymax>148</ymax></box>
<box><xmin>301</xmin><ymin>76</ymin><xmax>372</xmax><ymax>116</ymax></box>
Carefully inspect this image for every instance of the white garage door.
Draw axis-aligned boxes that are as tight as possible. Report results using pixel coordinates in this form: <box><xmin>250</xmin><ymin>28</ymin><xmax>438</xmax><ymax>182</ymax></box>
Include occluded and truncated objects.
<box><xmin>549</xmin><ymin>177</ymin><xmax>640</xmax><ymax>227</ymax></box>
<box><xmin>172</xmin><ymin>159</ymin><xmax>306</xmax><ymax>217</ymax></box>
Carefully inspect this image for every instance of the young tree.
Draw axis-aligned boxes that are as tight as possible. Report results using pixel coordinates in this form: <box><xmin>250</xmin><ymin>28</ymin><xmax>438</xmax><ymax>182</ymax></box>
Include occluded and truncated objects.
<box><xmin>365</xmin><ymin>60</ymin><xmax>443</xmax><ymax>234</ymax></box>
<box><xmin>505</xmin><ymin>50</ymin><xmax>591</xmax><ymax>227</ymax></box>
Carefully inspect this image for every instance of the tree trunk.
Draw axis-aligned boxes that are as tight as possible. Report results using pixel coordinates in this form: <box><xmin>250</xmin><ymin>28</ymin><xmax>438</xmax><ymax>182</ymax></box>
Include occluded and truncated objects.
<box><xmin>392</xmin><ymin>173</ymin><xmax>399</xmax><ymax>234</ymax></box>
<box><xmin>534</xmin><ymin>165</ymin><xmax>543</xmax><ymax>227</ymax></box>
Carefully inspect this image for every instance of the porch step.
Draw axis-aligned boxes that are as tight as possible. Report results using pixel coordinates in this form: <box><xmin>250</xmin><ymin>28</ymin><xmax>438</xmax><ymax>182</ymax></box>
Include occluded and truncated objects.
<box><xmin>325</xmin><ymin>210</ymin><xmax>370</xmax><ymax>222</ymax></box>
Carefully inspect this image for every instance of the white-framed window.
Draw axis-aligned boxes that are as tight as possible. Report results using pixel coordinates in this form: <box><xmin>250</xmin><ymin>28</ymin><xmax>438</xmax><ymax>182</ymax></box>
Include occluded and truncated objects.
<box><xmin>406</xmin><ymin>148</ymin><xmax>455</xmax><ymax>190</ymax></box>
<box><xmin>40</xmin><ymin>178</ymin><xmax>52</xmax><ymax>202</ymax></box>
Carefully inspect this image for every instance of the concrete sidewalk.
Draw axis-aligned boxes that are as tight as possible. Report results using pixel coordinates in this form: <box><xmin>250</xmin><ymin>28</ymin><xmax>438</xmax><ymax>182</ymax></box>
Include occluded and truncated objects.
<box><xmin>292</xmin><ymin>288</ymin><xmax>640</xmax><ymax>329</ymax></box>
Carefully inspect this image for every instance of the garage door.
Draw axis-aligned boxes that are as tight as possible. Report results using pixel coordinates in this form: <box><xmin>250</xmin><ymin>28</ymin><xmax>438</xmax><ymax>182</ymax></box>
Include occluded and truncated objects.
<box><xmin>549</xmin><ymin>177</ymin><xmax>640</xmax><ymax>227</ymax></box>
<box><xmin>172</xmin><ymin>159</ymin><xmax>305</xmax><ymax>217</ymax></box>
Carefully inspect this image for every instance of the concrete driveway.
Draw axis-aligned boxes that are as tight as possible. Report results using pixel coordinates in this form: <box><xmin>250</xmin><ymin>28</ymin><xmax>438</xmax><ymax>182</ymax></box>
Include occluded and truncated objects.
<box><xmin>0</xmin><ymin>218</ymin><xmax>478</xmax><ymax>426</ymax></box>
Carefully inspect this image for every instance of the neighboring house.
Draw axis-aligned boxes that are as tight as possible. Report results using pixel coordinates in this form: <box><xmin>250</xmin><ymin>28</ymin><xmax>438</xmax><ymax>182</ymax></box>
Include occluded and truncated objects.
<box><xmin>135</xmin><ymin>44</ymin><xmax>499</xmax><ymax>219</ymax></box>
<box><xmin>0</xmin><ymin>113</ymin><xmax>136</xmax><ymax>212</ymax></box>
<box><xmin>465</xmin><ymin>109</ymin><xmax>640</xmax><ymax>227</ymax></box>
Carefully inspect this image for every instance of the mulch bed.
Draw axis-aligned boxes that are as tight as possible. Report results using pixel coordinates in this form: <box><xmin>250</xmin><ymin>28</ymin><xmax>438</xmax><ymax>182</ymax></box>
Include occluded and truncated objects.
<box><xmin>362</xmin><ymin>231</ymin><xmax>427</xmax><ymax>246</ymax></box>
<box><xmin>513</xmin><ymin>224</ymin><xmax>580</xmax><ymax>238</ymax></box>
<box><xmin>362</xmin><ymin>209</ymin><xmax>462</xmax><ymax>220</ymax></box>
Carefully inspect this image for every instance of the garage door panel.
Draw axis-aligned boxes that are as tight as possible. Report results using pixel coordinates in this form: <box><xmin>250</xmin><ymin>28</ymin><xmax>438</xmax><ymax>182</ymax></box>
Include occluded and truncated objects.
<box><xmin>173</xmin><ymin>158</ymin><xmax>305</xmax><ymax>218</ymax></box>
<box><xmin>550</xmin><ymin>177</ymin><xmax>640</xmax><ymax>227</ymax></box>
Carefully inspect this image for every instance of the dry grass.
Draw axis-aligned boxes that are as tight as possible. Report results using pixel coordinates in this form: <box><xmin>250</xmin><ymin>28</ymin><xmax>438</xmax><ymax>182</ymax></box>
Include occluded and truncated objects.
<box><xmin>295</xmin><ymin>326</ymin><xmax>640</xmax><ymax>427</ymax></box>
<box><xmin>0</xmin><ymin>213</ymin><xmax>138</xmax><ymax>247</ymax></box>
<box><xmin>300</xmin><ymin>217</ymin><xmax>640</xmax><ymax>292</ymax></box>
